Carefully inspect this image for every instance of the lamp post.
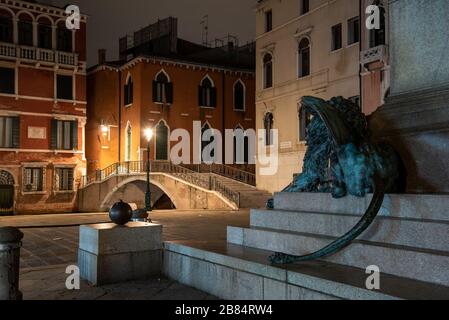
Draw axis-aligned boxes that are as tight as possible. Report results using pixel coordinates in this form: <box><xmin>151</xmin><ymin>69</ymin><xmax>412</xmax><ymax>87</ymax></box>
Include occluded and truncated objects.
<box><xmin>144</xmin><ymin>128</ymin><xmax>154</xmax><ymax>212</ymax></box>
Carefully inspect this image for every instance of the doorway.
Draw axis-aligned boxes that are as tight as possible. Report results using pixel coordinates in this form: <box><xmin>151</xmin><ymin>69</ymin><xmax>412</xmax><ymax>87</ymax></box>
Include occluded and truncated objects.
<box><xmin>0</xmin><ymin>170</ymin><xmax>14</xmax><ymax>216</ymax></box>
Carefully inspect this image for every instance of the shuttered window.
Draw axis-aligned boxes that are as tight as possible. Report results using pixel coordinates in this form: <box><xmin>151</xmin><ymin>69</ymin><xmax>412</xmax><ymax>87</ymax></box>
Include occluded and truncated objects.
<box><xmin>51</xmin><ymin>119</ymin><xmax>78</xmax><ymax>150</ymax></box>
<box><xmin>0</xmin><ymin>117</ymin><xmax>19</xmax><ymax>149</ymax></box>
<box><xmin>234</xmin><ymin>81</ymin><xmax>245</xmax><ymax>111</ymax></box>
<box><xmin>55</xmin><ymin>167</ymin><xmax>74</xmax><ymax>191</ymax></box>
<box><xmin>198</xmin><ymin>77</ymin><xmax>216</xmax><ymax>108</ymax></box>
<box><xmin>153</xmin><ymin>72</ymin><xmax>173</xmax><ymax>104</ymax></box>
<box><xmin>0</xmin><ymin>67</ymin><xmax>15</xmax><ymax>94</ymax></box>
<box><xmin>57</xmin><ymin>75</ymin><xmax>73</xmax><ymax>100</ymax></box>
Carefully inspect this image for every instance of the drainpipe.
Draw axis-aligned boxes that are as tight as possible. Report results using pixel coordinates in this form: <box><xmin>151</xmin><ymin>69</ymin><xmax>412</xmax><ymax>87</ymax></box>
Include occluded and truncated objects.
<box><xmin>222</xmin><ymin>71</ymin><xmax>226</xmax><ymax>164</ymax></box>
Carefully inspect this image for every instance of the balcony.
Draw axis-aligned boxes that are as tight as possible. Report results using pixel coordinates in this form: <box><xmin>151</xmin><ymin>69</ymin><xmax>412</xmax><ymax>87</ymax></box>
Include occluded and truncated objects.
<box><xmin>360</xmin><ymin>45</ymin><xmax>388</xmax><ymax>66</ymax></box>
<box><xmin>0</xmin><ymin>42</ymin><xmax>78</xmax><ymax>67</ymax></box>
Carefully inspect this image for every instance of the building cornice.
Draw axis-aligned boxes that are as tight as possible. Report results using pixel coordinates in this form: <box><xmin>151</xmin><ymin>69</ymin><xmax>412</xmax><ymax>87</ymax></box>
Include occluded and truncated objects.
<box><xmin>88</xmin><ymin>55</ymin><xmax>255</xmax><ymax>77</ymax></box>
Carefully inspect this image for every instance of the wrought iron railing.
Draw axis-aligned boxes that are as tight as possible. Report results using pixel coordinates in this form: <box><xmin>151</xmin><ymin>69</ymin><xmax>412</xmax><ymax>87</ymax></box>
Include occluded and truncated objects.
<box><xmin>80</xmin><ymin>161</ymin><xmax>240</xmax><ymax>207</ymax></box>
<box><xmin>181</xmin><ymin>163</ymin><xmax>256</xmax><ymax>186</ymax></box>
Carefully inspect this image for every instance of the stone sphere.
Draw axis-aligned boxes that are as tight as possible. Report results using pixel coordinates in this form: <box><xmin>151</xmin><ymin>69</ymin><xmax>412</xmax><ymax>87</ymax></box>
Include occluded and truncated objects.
<box><xmin>109</xmin><ymin>200</ymin><xmax>133</xmax><ymax>225</ymax></box>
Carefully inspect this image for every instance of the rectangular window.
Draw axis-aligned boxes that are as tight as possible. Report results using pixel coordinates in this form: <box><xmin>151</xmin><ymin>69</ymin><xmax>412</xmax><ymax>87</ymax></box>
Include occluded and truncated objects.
<box><xmin>23</xmin><ymin>167</ymin><xmax>44</xmax><ymax>192</ymax></box>
<box><xmin>152</xmin><ymin>82</ymin><xmax>173</xmax><ymax>104</ymax></box>
<box><xmin>331</xmin><ymin>24</ymin><xmax>342</xmax><ymax>51</ymax></box>
<box><xmin>57</xmin><ymin>75</ymin><xmax>73</xmax><ymax>100</ymax></box>
<box><xmin>18</xmin><ymin>21</ymin><xmax>33</xmax><ymax>46</ymax></box>
<box><xmin>348</xmin><ymin>17</ymin><xmax>360</xmax><ymax>45</ymax></box>
<box><xmin>0</xmin><ymin>117</ymin><xmax>13</xmax><ymax>148</ymax></box>
<box><xmin>52</xmin><ymin>119</ymin><xmax>78</xmax><ymax>150</ymax></box>
<box><xmin>55</xmin><ymin>168</ymin><xmax>74</xmax><ymax>191</ymax></box>
<box><xmin>0</xmin><ymin>67</ymin><xmax>15</xmax><ymax>94</ymax></box>
<box><xmin>265</xmin><ymin>10</ymin><xmax>273</xmax><ymax>33</ymax></box>
<box><xmin>301</xmin><ymin>0</ymin><xmax>310</xmax><ymax>15</ymax></box>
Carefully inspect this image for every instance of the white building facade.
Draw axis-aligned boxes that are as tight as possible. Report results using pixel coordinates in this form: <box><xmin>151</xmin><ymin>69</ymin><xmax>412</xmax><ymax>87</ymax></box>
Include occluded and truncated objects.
<box><xmin>255</xmin><ymin>0</ymin><xmax>360</xmax><ymax>193</ymax></box>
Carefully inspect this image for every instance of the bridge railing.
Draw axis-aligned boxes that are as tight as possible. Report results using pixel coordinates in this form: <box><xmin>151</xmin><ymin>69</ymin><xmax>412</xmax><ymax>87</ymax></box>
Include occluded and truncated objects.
<box><xmin>181</xmin><ymin>163</ymin><xmax>256</xmax><ymax>186</ymax></box>
<box><xmin>80</xmin><ymin>161</ymin><xmax>241</xmax><ymax>207</ymax></box>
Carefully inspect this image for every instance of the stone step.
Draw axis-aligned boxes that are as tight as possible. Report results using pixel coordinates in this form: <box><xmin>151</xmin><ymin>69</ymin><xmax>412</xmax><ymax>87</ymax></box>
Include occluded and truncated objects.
<box><xmin>250</xmin><ymin>209</ymin><xmax>449</xmax><ymax>252</ymax></box>
<box><xmin>227</xmin><ymin>226</ymin><xmax>449</xmax><ymax>287</ymax></box>
<box><xmin>163</xmin><ymin>240</ymin><xmax>449</xmax><ymax>300</ymax></box>
<box><xmin>273</xmin><ymin>193</ymin><xmax>449</xmax><ymax>222</ymax></box>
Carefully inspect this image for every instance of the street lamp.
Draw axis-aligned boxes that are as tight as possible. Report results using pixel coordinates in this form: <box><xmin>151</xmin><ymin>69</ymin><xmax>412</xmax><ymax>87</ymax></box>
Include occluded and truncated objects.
<box><xmin>144</xmin><ymin>128</ymin><xmax>154</xmax><ymax>212</ymax></box>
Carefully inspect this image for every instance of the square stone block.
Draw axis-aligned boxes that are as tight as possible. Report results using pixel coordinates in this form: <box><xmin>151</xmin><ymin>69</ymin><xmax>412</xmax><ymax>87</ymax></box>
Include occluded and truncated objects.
<box><xmin>78</xmin><ymin>222</ymin><xmax>163</xmax><ymax>286</ymax></box>
<box><xmin>79</xmin><ymin>222</ymin><xmax>162</xmax><ymax>255</ymax></box>
<box><xmin>78</xmin><ymin>248</ymin><xmax>162</xmax><ymax>286</ymax></box>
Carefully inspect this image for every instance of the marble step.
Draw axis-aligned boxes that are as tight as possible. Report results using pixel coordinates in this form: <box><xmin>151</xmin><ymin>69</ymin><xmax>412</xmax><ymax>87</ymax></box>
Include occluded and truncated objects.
<box><xmin>227</xmin><ymin>226</ymin><xmax>449</xmax><ymax>288</ymax></box>
<box><xmin>163</xmin><ymin>240</ymin><xmax>449</xmax><ymax>300</ymax></box>
<box><xmin>250</xmin><ymin>209</ymin><xmax>449</xmax><ymax>252</ymax></box>
<box><xmin>273</xmin><ymin>193</ymin><xmax>449</xmax><ymax>222</ymax></box>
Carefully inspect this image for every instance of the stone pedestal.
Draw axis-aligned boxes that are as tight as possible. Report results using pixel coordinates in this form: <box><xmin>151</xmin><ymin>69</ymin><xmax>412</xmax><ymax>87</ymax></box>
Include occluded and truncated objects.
<box><xmin>370</xmin><ymin>0</ymin><xmax>449</xmax><ymax>193</ymax></box>
<box><xmin>78</xmin><ymin>222</ymin><xmax>162</xmax><ymax>286</ymax></box>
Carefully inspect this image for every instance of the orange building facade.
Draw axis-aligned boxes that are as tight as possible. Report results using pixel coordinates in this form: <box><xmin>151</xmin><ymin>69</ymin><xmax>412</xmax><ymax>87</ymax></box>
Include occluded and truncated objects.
<box><xmin>87</xmin><ymin>55</ymin><xmax>255</xmax><ymax>174</ymax></box>
<box><xmin>0</xmin><ymin>0</ymin><xmax>87</xmax><ymax>215</ymax></box>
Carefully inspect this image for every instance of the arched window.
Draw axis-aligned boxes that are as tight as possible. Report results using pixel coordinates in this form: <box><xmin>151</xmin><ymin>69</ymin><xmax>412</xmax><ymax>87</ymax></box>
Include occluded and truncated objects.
<box><xmin>233</xmin><ymin>125</ymin><xmax>250</xmax><ymax>164</ymax></box>
<box><xmin>299</xmin><ymin>105</ymin><xmax>313</xmax><ymax>141</ymax></box>
<box><xmin>155</xmin><ymin>120</ymin><xmax>169</xmax><ymax>161</ymax></box>
<box><xmin>263</xmin><ymin>53</ymin><xmax>273</xmax><ymax>89</ymax></box>
<box><xmin>234</xmin><ymin>80</ymin><xmax>245</xmax><ymax>111</ymax></box>
<box><xmin>199</xmin><ymin>76</ymin><xmax>216</xmax><ymax>108</ymax></box>
<box><xmin>153</xmin><ymin>70</ymin><xmax>173</xmax><ymax>104</ymax></box>
<box><xmin>57</xmin><ymin>21</ymin><xmax>72</xmax><ymax>52</ymax></box>
<box><xmin>125</xmin><ymin>122</ymin><xmax>132</xmax><ymax>161</ymax></box>
<box><xmin>370</xmin><ymin>0</ymin><xmax>386</xmax><ymax>48</ymax></box>
<box><xmin>0</xmin><ymin>10</ymin><xmax>13</xmax><ymax>43</ymax></box>
<box><xmin>298</xmin><ymin>38</ymin><xmax>310</xmax><ymax>78</ymax></box>
<box><xmin>124</xmin><ymin>74</ymin><xmax>133</xmax><ymax>106</ymax></box>
<box><xmin>201</xmin><ymin>123</ymin><xmax>217</xmax><ymax>162</ymax></box>
<box><xmin>18</xmin><ymin>13</ymin><xmax>33</xmax><ymax>46</ymax></box>
<box><xmin>264</xmin><ymin>113</ymin><xmax>274</xmax><ymax>146</ymax></box>
<box><xmin>38</xmin><ymin>17</ymin><xmax>53</xmax><ymax>49</ymax></box>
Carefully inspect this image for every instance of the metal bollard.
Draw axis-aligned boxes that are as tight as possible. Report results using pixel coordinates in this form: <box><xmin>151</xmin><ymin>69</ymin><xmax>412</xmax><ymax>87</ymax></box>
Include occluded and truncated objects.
<box><xmin>0</xmin><ymin>227</ymin><xmax>24</xmax><ymax>300</ymax></box>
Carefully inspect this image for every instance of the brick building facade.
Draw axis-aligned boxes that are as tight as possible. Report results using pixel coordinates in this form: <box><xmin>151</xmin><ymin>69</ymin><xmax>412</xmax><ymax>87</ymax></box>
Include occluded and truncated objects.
<box><xmin>87</xmin><ymin>18</ymin><xmax>256</xmax><ymax>174</ymax></box>
<box><xmin>0</xmin><ymin>0</ymin><xmax>87</xmax><ymax>215</ymax></box>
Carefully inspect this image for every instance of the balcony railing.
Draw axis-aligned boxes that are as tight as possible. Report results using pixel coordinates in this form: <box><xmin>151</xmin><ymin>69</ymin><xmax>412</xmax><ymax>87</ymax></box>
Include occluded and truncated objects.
<box><xmin>360</xmin><ymin>45</ymin><xmax>388</xmax><ymax>65</ymax></box>
<box><xmin>0</xmin><ymin>42</ymin><xmax>78</xmax><ymax>67</ymax></box>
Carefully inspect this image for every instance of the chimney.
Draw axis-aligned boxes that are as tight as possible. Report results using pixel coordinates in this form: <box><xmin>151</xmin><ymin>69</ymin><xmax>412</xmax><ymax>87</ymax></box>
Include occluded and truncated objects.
<box><xmin>98</xmin><ymin>49</ymin><xmax>106</xmax><ymax>65</ymax></box>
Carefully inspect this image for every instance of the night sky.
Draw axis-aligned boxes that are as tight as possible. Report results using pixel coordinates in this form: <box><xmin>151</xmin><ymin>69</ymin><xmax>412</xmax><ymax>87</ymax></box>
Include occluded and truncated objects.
<box><xmin>46</xmin><ymin>0</ymin><xmax>256</xmax><ymax>67</ymax></box>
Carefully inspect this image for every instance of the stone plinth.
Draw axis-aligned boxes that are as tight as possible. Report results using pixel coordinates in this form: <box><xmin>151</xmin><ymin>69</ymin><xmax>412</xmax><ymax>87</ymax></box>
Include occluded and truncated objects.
<box><xmin>370</xmin><ymin>0</ymin><xmax>449</xmax><ymax>193</ymax></box>
<box><xmin>78</xmin><ymin>222</ymin><xmax>162</xmax><ymax>286</ymax></box>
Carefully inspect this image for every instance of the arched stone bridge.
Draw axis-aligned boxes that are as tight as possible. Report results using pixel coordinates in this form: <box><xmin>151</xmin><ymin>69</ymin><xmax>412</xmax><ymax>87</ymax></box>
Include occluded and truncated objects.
<box><xmin>78</xmin><ymin>161</ymin><xmax>270</xmax><ymax>212</ymax></box>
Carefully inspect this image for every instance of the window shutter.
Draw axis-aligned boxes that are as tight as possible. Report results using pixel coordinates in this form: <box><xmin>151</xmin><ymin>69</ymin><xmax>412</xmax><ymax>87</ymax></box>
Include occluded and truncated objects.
<box><xmin>71</xmin><ymin>120</ymin><xmax>78</xmax><ymax>150</ymax></box>
<box><xmin>12</xmin><ymin>117</ymin><xmax>20</xmax><ymax>149</ymax></box>
<box><xmin>210</xmin><ymin>88</ymin><xmax>217</xmax><ymax>107</ymax></box>
<box><xmin>51</xmin><ymin>119</ymin><xmax>58</xmax><ymax>150</ymax></box>
<box><xmin>152</xmin><ymin>81</ymin><xmax>158</xmax><ymax>102</ymax></box>
<box><xmin>68</xmin><ymin>169</ymin><xmax>74</xmax><ymax>190</ymax></box>
<box><xmin>198</xmin><ymin>86</ymin><xmax>203</xmax><ymax>106</ymax></box>
<box><xmin>166</xmin><ymin>82</ymin><xmax>173</xmax><ymax>104</ymax></box>
<box><xmin>124</xmin><ymin>84</ymin><xmax>129</xmax><ymax>105</ymax></box>
<box><xmin>129</xmin><ymin>82</ymin><xmax>133</xmax><ymax>104</ymax></box>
